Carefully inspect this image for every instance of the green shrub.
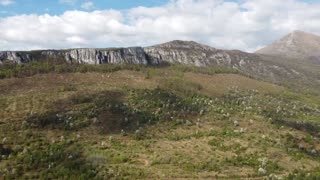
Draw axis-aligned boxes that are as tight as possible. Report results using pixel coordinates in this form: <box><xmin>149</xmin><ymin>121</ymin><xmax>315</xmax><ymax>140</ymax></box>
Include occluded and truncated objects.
<box><xmin>15</xmin><ymin>142</ymin><xmax>96</xmax><ymax>179</ymax></box>
<box><xmin>160</xmin><ymin>78</ymin><xmax>203</xmax><ymax>96</ymax></box>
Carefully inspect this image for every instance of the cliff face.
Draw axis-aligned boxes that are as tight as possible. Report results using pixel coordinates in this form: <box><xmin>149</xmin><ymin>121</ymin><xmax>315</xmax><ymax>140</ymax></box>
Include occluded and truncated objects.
<box><xmin>63</xmin><ymin>47</ymin><xmax>148</xmax><ymax>64</ymax></box>
<box><xmin>0</xmin><ymin>47</ymin><xmax>148</xmax><ymax>65</ymax></box>
<box><xmin>144</xmin><ymin>40</ymin><xmax>251</xmax><ymax>67</ymax></box>
<box><xmin>106</xmin><ymin>47</ymin><xmax>148</xmax><ymax>65</ymax></box>
<box><xmin>144</xmin><ymin>40</ymin><xmax>219</xmax><ymax>66</ymax></box>
<box><xmin>0</xmin><ymin>51</ymin><xmax>33</xmax><ymax>64</ymax></box>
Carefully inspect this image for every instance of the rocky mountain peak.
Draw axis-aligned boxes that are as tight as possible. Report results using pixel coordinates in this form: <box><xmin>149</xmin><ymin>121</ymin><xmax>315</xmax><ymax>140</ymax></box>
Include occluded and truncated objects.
<box><xmin>291</xmin><ymin>30</ymin><xmax>308</xmax><ymax>35</ymax></box>
<box><xmin>256</xmin><ymin>30</ymin><xmax>320</xmax><ymax>62</ymax></box>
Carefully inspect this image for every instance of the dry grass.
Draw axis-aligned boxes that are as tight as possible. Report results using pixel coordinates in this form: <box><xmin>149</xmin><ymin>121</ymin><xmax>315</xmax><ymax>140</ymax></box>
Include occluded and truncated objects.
<box><xmin>183</xmin><ymin>72</ymin><xmax>284</xmax><ymax>96</ymax></box>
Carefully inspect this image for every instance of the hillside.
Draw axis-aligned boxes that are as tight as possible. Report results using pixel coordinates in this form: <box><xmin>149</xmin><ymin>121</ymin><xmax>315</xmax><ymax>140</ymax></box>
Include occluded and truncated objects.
<box><xmin>0</xmin><ymin>35</ymin><xmax>320</xmax><ymax>179</ymax></box>
<box><xmin>0</xmin><ymin>65</ymin><xmax>320</xmax><ymax>179</ymax></box>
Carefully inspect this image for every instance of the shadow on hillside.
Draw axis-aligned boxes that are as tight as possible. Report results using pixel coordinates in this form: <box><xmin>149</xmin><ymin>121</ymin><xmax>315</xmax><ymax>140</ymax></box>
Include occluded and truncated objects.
<box><xmin>25</xmin><ymin>91</ymin><xmax>131</xmax><ymax>134</ymax></box>
<box><xmin>275</xmin><ymin>119</ymin><xmax>320</xmax><ymax>137</ymax></box>
<box><xmin>25</xmin><ymin>88</ymin><xmax>192</xmax><ymax>135</ymax></box>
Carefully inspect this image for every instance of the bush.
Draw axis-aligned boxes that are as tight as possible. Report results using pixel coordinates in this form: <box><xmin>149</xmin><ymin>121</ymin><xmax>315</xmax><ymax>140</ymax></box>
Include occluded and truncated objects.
<box><xmin>0</xmin><ymin>61</ymin><xmax>240</xmax><ymax>80</ymax></box>
<box><xmin>160</xmin><ymin>78</ymin><xmax>203</xmax><ymax>96</ymax></box>
<box><xmin>15</xmin><ymin>142</ymin><xmax>96</xmax><ymax>179</ymax></box>
<box><xmin>0</xmin><ymin>62</ymin><xmax>147</xmax><ymax>79</ymax></box>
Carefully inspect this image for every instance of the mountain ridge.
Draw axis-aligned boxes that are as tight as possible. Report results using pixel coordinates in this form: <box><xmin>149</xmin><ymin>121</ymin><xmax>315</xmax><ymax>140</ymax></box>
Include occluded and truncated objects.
<box><xmin>0</xmin><ymin>39</ymin><xmax>319</xmax><ymax>95</ymax></box>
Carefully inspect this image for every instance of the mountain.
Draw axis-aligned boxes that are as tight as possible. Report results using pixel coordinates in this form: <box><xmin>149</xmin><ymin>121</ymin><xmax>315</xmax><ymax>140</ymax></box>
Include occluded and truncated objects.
<box><xmin>145</xmin><ymin>40</ymin><xmax>320</xmax><ymax>94</ymax></box>
<box><xmin>0</xmin><ymin>41</ymin><xmax>298</xmax><ymax>83</ymax></box>
<box><xmin>256</xmin><ymin>30</ymin><xmax>320</xmax><ymax>64</ymax></box>
<box><xmin>0</xmin><ymin>40</ymin><xmax>319</xmax><ymax>95</ymax></box>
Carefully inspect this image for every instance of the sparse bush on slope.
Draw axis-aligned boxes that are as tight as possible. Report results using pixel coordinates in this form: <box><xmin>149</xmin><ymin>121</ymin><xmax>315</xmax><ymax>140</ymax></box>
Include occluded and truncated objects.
<box><xmin>0</xmin><ymin>62</ymin><xmax>240</xmax><ymax>79</ymax></box>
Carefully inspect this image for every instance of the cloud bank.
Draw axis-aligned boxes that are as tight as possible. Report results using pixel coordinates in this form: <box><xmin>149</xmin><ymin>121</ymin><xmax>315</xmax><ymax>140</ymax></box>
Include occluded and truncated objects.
<box><xmin>1</xmin><ymin>0</ymin><xmax>320</xmax><ymax>51</ymax></box>
<box><xmin>81</xmin><ymin>1</ymin><xmax>94</xmax><ymax>10</ymax></box>
<box><xmin>0</xmin><ymin>0</ymin><xmax>14</xmax><ymax>6</ymax></box>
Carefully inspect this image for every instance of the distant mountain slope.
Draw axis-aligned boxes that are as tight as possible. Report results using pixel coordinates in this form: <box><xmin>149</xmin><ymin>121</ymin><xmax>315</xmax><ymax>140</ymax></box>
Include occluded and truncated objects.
<box><xmin>0</xmin><ymin>40</ymin><xmax>319</xmax><ymax>95</ymax></box>
<box><xmin>256</xmin><ymin>30</ymin><xmax>320</xmax><ymax>64</ymax></box>
<box><xmin>145</xmin><ymin>40</ymin><xmax>320</xmax><ymax>94</ymax></box>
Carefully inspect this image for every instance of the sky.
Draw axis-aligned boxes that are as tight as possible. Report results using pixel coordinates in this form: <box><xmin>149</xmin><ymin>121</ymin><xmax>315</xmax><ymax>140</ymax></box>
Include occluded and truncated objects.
<box><xmin>0</xmin><ymin>0</ymin><xmax>320</xmax><ymax>52</ymax></box>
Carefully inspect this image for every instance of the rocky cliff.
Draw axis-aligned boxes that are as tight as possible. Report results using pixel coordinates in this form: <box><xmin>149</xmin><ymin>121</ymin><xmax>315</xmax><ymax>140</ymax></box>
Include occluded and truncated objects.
<box><xmin>0</xmin><ymin>51</ymin><xmax>33</xmax><ymax>64</ymax></box>
<box><xmin>63</xmin><ymin>47</ymin><xmax>148</xmax><ymax>64</ymax></box>
<box><xmin>0</xmin><ymin>47</ymin><xmax>148</xmax><ymax>65</ymax></box>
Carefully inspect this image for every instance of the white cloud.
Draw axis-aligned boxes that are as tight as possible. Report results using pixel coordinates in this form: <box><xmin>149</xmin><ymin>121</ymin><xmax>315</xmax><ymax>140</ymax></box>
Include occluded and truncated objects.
<box><xmin>81</xmin><ymin>1</ymin><xmax>94</xmax><ymax>10</ymax></box>
<box><xmin>1</xmin><ymin>0</ymin><xmax>320</xmax><ymax>51</ymax></box>
<box><xmin>59</xmin><ymin>0</ymin><xmax>77</xmax><ymax>5</ymax></box>
<box><xmin>0</xmin><ymin>0</ymin><xmax>14</xmax><ymax>6</ymax></box>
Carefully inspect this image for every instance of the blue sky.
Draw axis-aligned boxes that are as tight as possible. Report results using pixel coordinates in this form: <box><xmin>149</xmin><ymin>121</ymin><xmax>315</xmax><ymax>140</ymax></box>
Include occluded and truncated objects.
<box><xmin>0</xmin><ymin>0</ymin><xmax>169</xmax><ymax>17</ymax></box>
<box><xmin>0</xmin><ymin>0</ymin><xmax>320</xmax><ymax>51</ymax></box>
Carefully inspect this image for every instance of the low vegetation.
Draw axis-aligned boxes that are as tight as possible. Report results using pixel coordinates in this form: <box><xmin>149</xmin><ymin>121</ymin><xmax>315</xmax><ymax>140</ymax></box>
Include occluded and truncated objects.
<box><xmin>0</xmin><ymin>61</ymin><xmax>239</xmax><ymax>80</ymax></box>
<box><xmin>0</xmin><ymin>64</ymin><xmax>319</xmax><ymax>179</ymax></box>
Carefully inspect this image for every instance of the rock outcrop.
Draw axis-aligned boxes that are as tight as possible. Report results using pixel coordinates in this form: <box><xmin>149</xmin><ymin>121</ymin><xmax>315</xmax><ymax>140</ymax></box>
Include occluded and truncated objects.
<box><xmin>106</xmin><ymin>47</ymin><xmax>148</xmax><ymax>65</ymax></box>
<box><xmin>0</xmin><ymin>51</ymin><xmax>33</xmax><ymax>64</ymax></box>
<box><xmin>64</xmin><ymin>47</ymin><xmax>148</xmax><ymax>64</ymax></box>
<box><xmin>144</xmin><ymin>40</ymin><xmax>254</xmax><ymax>67</ymax></box>
<box><xmin>144</xmin><ymin>40</ymin><xmax>219</xmax><ymax>66</ymax></box>
<box><xmin>0</xmin><ymin>47</ymin><xmax>148</xmax><ymax>65</ymax></box>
